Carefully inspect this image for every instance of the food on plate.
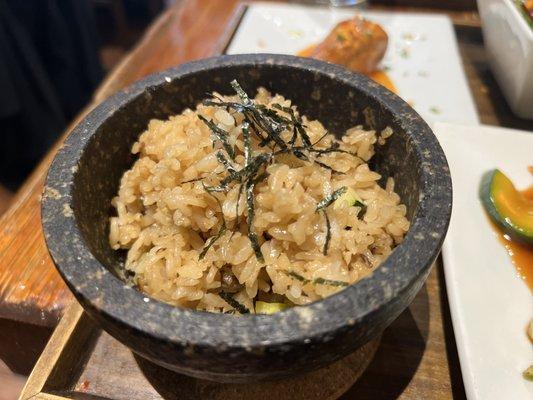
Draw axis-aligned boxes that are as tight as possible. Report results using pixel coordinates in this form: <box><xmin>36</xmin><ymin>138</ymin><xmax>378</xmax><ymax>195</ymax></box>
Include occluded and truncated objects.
<box><xmin>109</xmin><ymin>80</ymin><xmax>409</xmax><ymax>314</ymax></box>
<box><xmin>517</xmin><ymin>0</ymin><xmax>533</xmax><ymax>28</ymax></box>
<box><xmin>523</xmin><ymin>365</ymin><xmax>533</xmax><ymax>381</ymax></box>
<box><xmin>479</xmin><ymin>168</ymin><xmax>533</xmax><ymax>289</ymax></box>
<box><xmin>525</xmin><ymin>320</ymin><xmax>533</xmax><ymax>380</ymax></box>
<box><xmin>298</xmin><ymin>17</ymin><xmax>395</xmax><ymax>92</ymax></box>
<box><xmin>480</xmin><ymin>169</ymin><xmax>533</xmax><ymax>380</ymax></box>
<box><xmin>302</xmin><ymin>17</ymin><xmax>387</xmax><ymax>75</ymax></box>
<box><xmin>480</xmin><ymin>169</ymin><xmax>533</xmax><ymax>244</ymax></box>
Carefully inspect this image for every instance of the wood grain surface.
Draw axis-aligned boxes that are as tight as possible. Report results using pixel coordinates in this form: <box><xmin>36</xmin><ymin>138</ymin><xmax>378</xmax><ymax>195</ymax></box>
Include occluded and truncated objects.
<box><xmin>19</xmin><ymin>264</ymin><xmax>465</xmax><ymax>400</ymax></box>
<box><xmin>2</xmin><ymin>0</ymin><xmax>531</xmax><ymax>397</ymax></box>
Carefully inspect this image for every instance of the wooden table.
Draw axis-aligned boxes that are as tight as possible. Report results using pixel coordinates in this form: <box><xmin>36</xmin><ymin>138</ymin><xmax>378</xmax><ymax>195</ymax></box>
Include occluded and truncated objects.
<box><xmin>0</xmin><ymin>0</ymin><xmax>530</xmax><ymax>396</ymax></box>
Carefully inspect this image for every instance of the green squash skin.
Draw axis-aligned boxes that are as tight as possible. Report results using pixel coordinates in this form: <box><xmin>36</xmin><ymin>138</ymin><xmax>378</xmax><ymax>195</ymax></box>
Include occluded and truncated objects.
<box><xmin>479</xmin><ymin>169</ymin><xmax>533</xmax><ymax>245</ymax></box>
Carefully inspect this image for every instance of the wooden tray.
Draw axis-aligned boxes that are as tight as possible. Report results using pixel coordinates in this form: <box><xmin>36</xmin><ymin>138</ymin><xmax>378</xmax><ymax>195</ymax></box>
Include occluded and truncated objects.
<box><xmin>19</xmin><ymin>266</ymin><xmax>465</xmax><ymax>400</ymax></box>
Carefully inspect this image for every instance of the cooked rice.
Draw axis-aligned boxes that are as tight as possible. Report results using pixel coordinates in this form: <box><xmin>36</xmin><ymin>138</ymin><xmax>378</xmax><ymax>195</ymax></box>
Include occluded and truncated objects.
<box><xmin>109</xmin><ymin>88</ymin><xmax>409</xmax><ymax>313</ymax></box>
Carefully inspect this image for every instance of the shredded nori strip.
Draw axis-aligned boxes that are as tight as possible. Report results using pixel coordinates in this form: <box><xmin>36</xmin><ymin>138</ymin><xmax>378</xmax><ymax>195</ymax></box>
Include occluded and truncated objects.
<box><xmin>250</xmin><ymin>111</ymin><xmax>287</xmax><ymax>150</ymax></box>
<box><xmin>199</xmin><ymin>225</ymin><xmax>227</xmax><ymax>260</ymax></box>
<box><xmin>296</xmin><ymin>124</ymin><xmax>312</xmax><ymax>148</ymax></box>
<box><xmin>310</xmin><ymin>142</ymin><xmax>360</xmax><ymax>158</ymax></box>
<box><xmin>232</xmin><ymin>183</ymin><xmax>245</xmax><ymax>235</ymax></box>
<box><xmin>196</xmin><ymin>80</ymin><xmax>365</xmax><ymax>263</ymax></box>
<box><xmin>256</xmin><ymin>104</ymin><xmax>292</xmax><ymax>125</ymax></box>
<box><xmin>322</xmin><ymin>210</ymin><xmax>331</xmax><ymax>255</ymax></box>
<box><xmin>246</xmin><ymin>179</ymin><xmax>264</xmax><ymax>262</ymax></box>
<box><xmin>313</xmin><ymin>277</ymin><xmax>349</xmax><ymax>287</ymax></box>
<box><xmin>198</xmin><ymin>115</ymin><xmax>235</xmax><ymax>160</ymax></box>
<box><xmin>272</xmin><ymin>104</ymin><xmax>311</xmax><ymax>147</ymax></box>
<box><xmin>182</xmin><ymin>170</ymin><xmax>225</xmax><ymax>184</ymax></box>
<box><xmin>219</xmin><ymin>291</ymin><xmax>250</xmax><ymax>314</ymax></box>
<box><xmin>251</xmin><ymin>171</ymin><xmax>269</xmax><ymax>185</ymax></box>
<box><xmin>207</xmin><ymin>83</ymin><xmax>288</xmax><ymax>151</ymax></box>
<box><xmin>199</xmin><ymin>185</ymin><xmax>227</xmax><ymax>259</ymax></box>
<box><xmin>181</xmin><ymin>176</ymin><xmax>204</xmax><ymax>184</ymax></box>
<box><xmin>216</xmin><ymin>151</ymin><xmax>236</xmax><ymax>174</ymax></box>
<box><xmin>353</xmin><ymin>200</ymin><xmax>367</xmax><ymax>219</ymax></box>
<box><xmin>316</xmin><ymin>187</ymin><xmax>348</xmax><ymax>212</ymax></box>
<box><xmin>284</xmin><ymin>270</ymin><xmax>348</xmax><ymax>287</ymax></box>
<box><xmin>230</xmin><ymin>80</ymin><xmax>287</xmax><ymax>149</ymax></box>
<box><xmin>315</xmin><ymin>188</ymin><xmax>347</xmax><ymax>255</ymax></box>
<box><xmin>230</xmin><ymin>79</ymin><xmax>252</xmax><ymax>105</ymax></box>
<box><xmin>314</xmin><ymin>159</ymin><xmax>345</xmax><ymax>175</ymax></box>
<box><xmin>285</xmin><ymin>270</ymin><xmax>310</xmax><ymax>284</ymax></box>
<box><xmin>312</xmin><ymin>131</ymin><xmax>329</xmax><ymax>147</ymax></box>
<box><xmin>225</xmin><ymin>152</ymin><xmax>271</xmax><ymax>184</ymax></box>
<box><xmin>242</xmin><ymin>122</ymin><xmax>252</xmax><ymax>166</ymax></box>
<box><xmin>204</xmin><ymin>152</ymin><xmax>272</xmax><ymax>193</ymax></box>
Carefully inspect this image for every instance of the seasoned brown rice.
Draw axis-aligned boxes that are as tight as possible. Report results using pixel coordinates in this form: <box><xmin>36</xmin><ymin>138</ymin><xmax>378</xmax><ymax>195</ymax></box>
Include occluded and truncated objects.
<box><xmin>109</xmin><ymin>87</ymin><xmax>409</xmax><ymax>313</ymax></box>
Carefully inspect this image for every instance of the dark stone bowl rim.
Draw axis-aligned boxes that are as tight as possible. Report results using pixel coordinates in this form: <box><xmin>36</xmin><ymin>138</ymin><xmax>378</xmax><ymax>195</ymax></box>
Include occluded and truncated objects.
<box><xmin>42</xmin><ymin>54</ymin><xmax>451</xmax><ymax>349</ymax></box>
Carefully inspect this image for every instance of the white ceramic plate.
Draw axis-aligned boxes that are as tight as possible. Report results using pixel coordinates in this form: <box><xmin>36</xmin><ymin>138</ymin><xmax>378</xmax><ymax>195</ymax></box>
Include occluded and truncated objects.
<box><xmin>226</xmin><ymin>2</ymin><xmax>479</xmax><ymax>125</ymax></box>
<box><xmin>434</xmin><ymin>122</ymin><xmax>533</xmax><ymax>400</ymax></box>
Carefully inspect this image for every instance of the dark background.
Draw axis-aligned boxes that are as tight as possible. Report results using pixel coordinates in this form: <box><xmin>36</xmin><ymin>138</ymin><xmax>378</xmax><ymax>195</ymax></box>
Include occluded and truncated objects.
<box><xmin>0</xmin><ymin>0</ymin><xmax>164</xmax><ymax>212</ymax></box>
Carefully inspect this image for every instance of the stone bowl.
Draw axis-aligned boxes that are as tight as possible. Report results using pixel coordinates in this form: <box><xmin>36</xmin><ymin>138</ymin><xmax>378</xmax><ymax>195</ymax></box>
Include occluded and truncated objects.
<box><xmin>42</xmin><ymin>54</ymin><xmax>452</xmax><ymax>383</ymax></box>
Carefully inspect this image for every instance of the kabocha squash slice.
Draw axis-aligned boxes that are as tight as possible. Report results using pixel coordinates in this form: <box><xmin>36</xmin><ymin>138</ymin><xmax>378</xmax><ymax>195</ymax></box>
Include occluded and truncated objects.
<box><xmin>480</xmin><ymin>169</ymin><xmax>533</xmax><ymax>245</ymax></box>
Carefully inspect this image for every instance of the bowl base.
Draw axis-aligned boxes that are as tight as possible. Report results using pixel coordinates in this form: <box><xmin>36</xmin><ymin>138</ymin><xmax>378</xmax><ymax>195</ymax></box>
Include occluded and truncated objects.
<box><xmin>135</xmin><ymin>336</ymin><xmax>381</xmax><ymax>400</ymax></box>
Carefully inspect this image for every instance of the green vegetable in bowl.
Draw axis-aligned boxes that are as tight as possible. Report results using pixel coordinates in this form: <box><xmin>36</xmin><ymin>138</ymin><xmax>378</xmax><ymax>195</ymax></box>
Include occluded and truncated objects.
<box><xmin>333</xmin><ymin>187</ymin><xmax>367</xmax><ymax>218</ymax></box>
<box><xmin>255</xmin><ymin>301</ymin><xmax>289</xmax><ymax>314</ymax></box>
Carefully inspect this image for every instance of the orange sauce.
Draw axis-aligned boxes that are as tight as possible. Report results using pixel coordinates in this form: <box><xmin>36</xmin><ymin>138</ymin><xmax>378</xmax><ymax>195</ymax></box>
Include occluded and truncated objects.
<box><xmin>297</xmin><ymin>45</ymin><xmax>316</xmax><ymax>58</ymax></box>
<box><xmin>367</xmin><ymin>70</ymin><xmax>396</xmax><ymax>93</ymax></box>
<box><xmin>296</xmin><ymin>45</ymin><xmax>397</xmax><ymax>93</ymax></box>
<box><xmin>489</xmin><ymin>186</ymin><xmax>533</xmax><ymax>290</ymax></box>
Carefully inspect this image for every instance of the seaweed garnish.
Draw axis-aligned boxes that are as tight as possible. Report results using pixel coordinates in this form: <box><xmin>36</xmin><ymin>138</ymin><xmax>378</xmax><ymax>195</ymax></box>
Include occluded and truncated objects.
<box><xmin>256</xmin><ymin>104</ymin><xmax>292</xmax><ymax>126</ymax></box>
<box><xmin>312</xmin><ymin>131</ymin><xmax>329</xmax><ymax>147</ymax></box>
<box><xmin>203</xmin><ymin>152</ymin><xmax>271</xmax><ymax>194</ymax></box>
<box><xmin>284</xmin><ymin>270</ymin><xmax>310</xmax><ymax>284</ymax></box>
<box><xmin>315</xmin><ymin>187</ymin><xmax>347</xmax><ymax>255</ymax></box>
<box><xmin>196</xmin><ymin>80</ymin><xmax>359</xmax><ymax>262</ymax></box>
<box><xmin>246</xmin><ymin>178</ymin><xmax>264</xmax><ymax>263</ymax></box>
<box><xmin>199</xmin><ymin>225</ymin><xmax>227</xmax><ymax>260</ymax></box>
<box><xmin>353</xmin><ymin>200</ymin><xmax>367</xmax><ymax>219</ymax></box>
<box><xmin>322</xmin><ymin>210</ymin><xmax>332</xmax><ymax>255</ymax></box>
<box><xmin>232</xmin><ymin>183</ymin><xmax>245</xmax><ymax>237</ymax></box>
<box><xmin>313</xmin><ymin>277</ymin><xmax>348</xmax><ymax>287</ymax></box>
<box><xmin>311</xmin><ymin>141</ymin><xmax>360</xmax><ymax>158</ymax></box>
<box><xmin>272</xmin><ymin>103</ymin><xmax>311</xmax><ymax>147</ymax></box>
<box><xmin>316</xmin><ymin>187</ymin><xmax>347</xmax><ymax>212</ymax></box>
<box><xmin>219</xmin><ymin>291</ymin><xmax>250</xmax><ymax>314</ymax></box>
<box><xmin>216</xmin><ymin>151</ymin><xmax>236</xmax><ymax>175</ymax></box>
<box><xmin>181</xmin><ymin>176</ymin><xmax>204</xmax><ymax>184</ymax></box>
<box><xmin>314</xmin><ymin>159</ymin><xmax>344</xmax><ymax>175</ymax></box>
<box><xmin>198</xmin><ymin>115</ymin><xmax>235</xmax><ymax>160</ymax></box>
<box><xmin>199</xmin><ymin>184</ymin><xmax>227</xmax><ymax>260</ymax></box>
<box><xmin>211</xmin><ymin>81</ymin><xmax>288</xmax><ymax>150</ymax></box>
<box><xmin>284</xmin><ymin>270</ymin><xmax>348</xmax><ymax>287</ymax></box>
<box><xmin>242</xmin><ymin>122</ymin><xmax>252</xmax><ymax>165</ymax></box>
<box><xmin>230</xmin><ymin>79</ymin><xmax>252</xmax><ymax>106</ymax></box>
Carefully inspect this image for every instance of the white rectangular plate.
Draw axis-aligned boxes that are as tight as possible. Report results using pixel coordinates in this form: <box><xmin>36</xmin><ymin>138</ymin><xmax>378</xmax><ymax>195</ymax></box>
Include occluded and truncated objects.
<box><xmin>226</xmin><ymin>2</ymin><xmax>479</xmax><ymax>125</ymax></box>
<box><xmin>434</xmin><ymin>122</ymin><xmax>533</xmax><ymax>400</ymax></box>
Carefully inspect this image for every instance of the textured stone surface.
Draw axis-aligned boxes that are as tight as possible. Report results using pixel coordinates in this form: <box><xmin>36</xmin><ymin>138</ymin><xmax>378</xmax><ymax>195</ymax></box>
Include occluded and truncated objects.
<box><xmin>41</xmin><ymin>54</ymin><xmax>452</xmax><ymax>382</ymax></box>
